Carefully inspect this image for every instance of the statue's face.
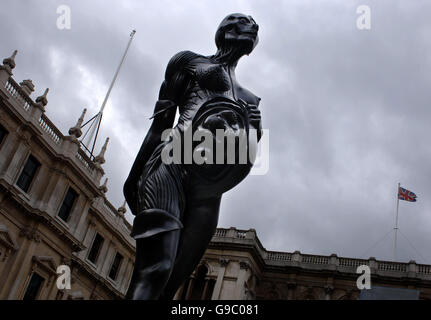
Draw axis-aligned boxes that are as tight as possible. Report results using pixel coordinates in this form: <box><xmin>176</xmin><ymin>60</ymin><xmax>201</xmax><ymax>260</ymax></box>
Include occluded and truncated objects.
<box><xmin>216</xmin><ymin>13</ymin><xmax>259</xmax><ymax>55</ymax></box>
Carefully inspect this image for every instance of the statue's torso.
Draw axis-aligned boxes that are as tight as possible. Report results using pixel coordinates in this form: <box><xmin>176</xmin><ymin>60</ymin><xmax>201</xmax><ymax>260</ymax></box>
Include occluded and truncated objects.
<box><xmin>177</xmin><ymin>57</ymin><xmax>261</xmax><ymax>127</ymax></box>
<box><xmin>171</xmin><ymin>56</ymin><xmax>261</xmax><ymax>198</ymax></box>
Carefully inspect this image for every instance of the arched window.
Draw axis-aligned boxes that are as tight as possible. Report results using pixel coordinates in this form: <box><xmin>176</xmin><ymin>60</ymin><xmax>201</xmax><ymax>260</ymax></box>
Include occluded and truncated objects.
<box><xmin>190</xmin><ymin>265</ymin><xmax>208</xmax><ymax>300</ymax></box>
<box><xmin>179</xmin><ymin>264</ymin><xmax>216</xmax><ymax>300</ymax></box>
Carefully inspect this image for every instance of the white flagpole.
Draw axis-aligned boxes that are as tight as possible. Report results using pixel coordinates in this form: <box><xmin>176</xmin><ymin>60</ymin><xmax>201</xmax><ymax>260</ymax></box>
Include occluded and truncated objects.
<box><xmin>394</xmin><ymin>182</ymin><xmax>400</xmax><ymax>261</ymax></box>
<box><xmin>99</xmin><ymin>30</ymin><xmax>136</xmax><ymax>114</ymax></box>
<box><xmin>85</xmin><ymin>30</ymin><xmax>136</xmax><ymax>155</ymax></box>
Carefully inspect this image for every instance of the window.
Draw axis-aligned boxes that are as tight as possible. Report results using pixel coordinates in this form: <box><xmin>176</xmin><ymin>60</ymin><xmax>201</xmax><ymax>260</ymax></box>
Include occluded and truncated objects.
<box><xmin>16</xmin><ymin>155</ymin><xmax>40</xmax><ymax>192</ymax></box>
<box><xmin>23</xmin><ymin>273</ymin><xmax>44</xmax><ymax>300</ymax></box>
<box><xmin>87</xmin><ymin>233</ymin><xmax>104</xmax><ymax>264</ymax></box>
<box><xmin>190</xmin><ymin>265</ymin><xmax>208</xmax><ymax>300</ymax></box>
<box><xmin>108</xmin><ymin>252</ymin><xmax>124</xmax><ymax>281</ymax></box>
<box><xmin>0</xmin><ymin>124</ymin><xmax>8</xmax><ymax>145</ymax></box>
<box><xmin>58</xmin><ymin>187</ymin><xmax>78</xmax><ymax>222</ymax></box>
<box><xmin>180</xmin><ymin>265</ymin><xmax>214</xmax><ymax>300</ymax></box>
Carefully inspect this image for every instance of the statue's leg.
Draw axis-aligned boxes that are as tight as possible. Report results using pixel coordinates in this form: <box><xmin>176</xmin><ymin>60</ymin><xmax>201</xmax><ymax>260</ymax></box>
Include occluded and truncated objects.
<box><xmin>126</xmin><ymin>223</ymin><xmax>181</xmax><ymax>300</ymax></box>
<box><xmin>126</xmin><ymin>161</ymin><xmax>186</xmax><ymax>300</ymax></box>
<box><xmin>159</xmin><ymin>196</ymin><xmax>222</xmax><ymax>300</ymax></box>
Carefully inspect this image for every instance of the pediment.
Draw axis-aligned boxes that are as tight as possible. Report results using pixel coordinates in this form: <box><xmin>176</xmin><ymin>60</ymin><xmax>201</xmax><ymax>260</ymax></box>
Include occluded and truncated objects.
<box><xmin>0</xmin><ymin>224</ymin><xmax>19</xmax><ymax>251</ymax></box>
<box><xmin>32</xmin><ymin>255</ymin><xmax>57</xmax><ymax>275</ymax></box>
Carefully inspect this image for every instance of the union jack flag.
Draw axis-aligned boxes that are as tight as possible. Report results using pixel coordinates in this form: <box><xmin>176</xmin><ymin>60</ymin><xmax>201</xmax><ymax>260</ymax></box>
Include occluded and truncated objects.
<box><xmin>398</xmin><ymin>187</ymin><xmax>417</xmax><ymax>202</ymax></box>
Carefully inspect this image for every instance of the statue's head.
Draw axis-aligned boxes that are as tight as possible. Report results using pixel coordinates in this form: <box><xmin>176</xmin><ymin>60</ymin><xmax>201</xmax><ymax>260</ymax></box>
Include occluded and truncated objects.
<box><xmin>215</xmin><ymin>13</ymin><xmax>259</xmax><ymax>56</ymax></box>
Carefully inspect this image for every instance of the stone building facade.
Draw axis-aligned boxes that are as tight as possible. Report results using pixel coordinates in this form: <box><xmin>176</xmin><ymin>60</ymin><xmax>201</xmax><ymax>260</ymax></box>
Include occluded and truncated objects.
<box><xmin>2</xmin><ymin>50</ymin><xmax>431</xmax><ymax>300</ymax></box>
<box><xmin>176</xmin><ymin>228</ymin><xmax>431</xmax><ymax>300</ymax></box>
<box><xmin>0</xmin><ymin>50</ymin><xmax>135</xmax><ymax>300</ymax></box>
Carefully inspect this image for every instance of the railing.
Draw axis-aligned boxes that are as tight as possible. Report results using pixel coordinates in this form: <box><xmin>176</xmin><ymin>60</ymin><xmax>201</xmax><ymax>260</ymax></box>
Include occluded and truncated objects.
<box><xmin>103</xmin><ymin>199</ymin><xmax>133</xmax><ymax>234</ymax></box>
<box><xmin>3</xmin><ymin>76</ymin><xmax>102</xmax><ymax>177</ymax></box>
<box><xmin>378</xmin><ymin>261</ymin><xmax>407</xmax><ymax>272</ymax></box>
<box><xmin>267</xmin><ymin>252</ymin><xmax>292</xmax><ymax>262</ymax></box>
<box><xmin>214</xmin><ymin>229</ymin><xmax>227</xmax><ymax>237</ymax></box>
<box><xmin>38</xmin><ymin>114</ymin><xmax>63</xmax><ymax>144</ymax></box>
<box><xmin>5</xmin><ymin>78</ymin><xmax>63</xmax><ymax>145</ymax></box>
<box><xmin>418</xmin><ymin>265</ymin><xmax>431</xmax><ymax>274</ymax></box>
<box><xmin>302</xmin><ymin>254</ymin><xmax>329</xmax><ymax>265</ymax></box>
<box><xmin>210</xmin><ymin>228</ymin><xmax>431</xmax><ymax>278</ymax></box>
<box><xmin>76</xmin><ymin>148</ymin><xmax>95</xmax><ymax>173</ymax></box>
<box><xmin>4</xmin><ymin>78</ymin><xmax>33</xmax><ymax>111</ymax></box>
<box><xmin>339</xmin><ymin>258</ymin><xmax>368</xmax><ymax>268</ymax></box>
<box><xmin>237</xmin><ymin>231</ymin><xmax>247</xmax><ymax>239</ymax></box>
<box><xmin>213</xmin><ymin>228</ymin><xmax>253</xmax><ymax>239</ymax></box>
<box><xmin>122</xmin><ymin>218</ymin><xmax>132</xmax><ymax>232</ymax></box>
<box><xmin>4</xmin><ymin>77</ymin><xmax>63</xmax><ymax>146</ymax></box>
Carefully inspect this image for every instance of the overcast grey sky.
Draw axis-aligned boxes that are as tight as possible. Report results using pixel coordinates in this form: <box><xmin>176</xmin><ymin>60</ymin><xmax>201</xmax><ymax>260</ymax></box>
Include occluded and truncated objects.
<box><xmin>1</xmin><ymin>0</ymin><xmax>431</xmax><ymax>264</ymax></box>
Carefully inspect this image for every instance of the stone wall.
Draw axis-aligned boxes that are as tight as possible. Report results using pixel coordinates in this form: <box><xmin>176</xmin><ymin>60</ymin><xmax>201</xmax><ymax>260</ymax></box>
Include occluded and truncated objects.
<box><xmin>176</xmin><ymin>227</ymin><xmax>431</xmax><ymax>300</ymax></box>
<box><xmin>0</xmin><ymin>50</ymin><xmax>135</xmax><ymax>300</ymax></box>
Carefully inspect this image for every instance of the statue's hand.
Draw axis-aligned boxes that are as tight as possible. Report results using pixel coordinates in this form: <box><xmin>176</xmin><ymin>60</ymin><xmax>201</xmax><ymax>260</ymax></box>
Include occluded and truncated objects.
<box><xmin>247</xmin><ymin>104</ymin><xmax>261</xmax><ymax>130</ymax></box>
<box><xmin>239</xmin><ymin>99</ymin><xmax>262</xmax><ymax>135</ymax></box>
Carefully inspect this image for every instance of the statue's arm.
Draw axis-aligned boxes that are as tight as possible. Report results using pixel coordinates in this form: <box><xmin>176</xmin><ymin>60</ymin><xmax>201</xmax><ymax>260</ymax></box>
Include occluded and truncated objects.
<box><xmin>239</xmin><ymin>96</ymin><xmax>263</xmax><ymax>142</ymax></box>
<box><xmin>123</xmin><ymin>51</ymin><xmax>197</xmax><ymax>215</ymax></box>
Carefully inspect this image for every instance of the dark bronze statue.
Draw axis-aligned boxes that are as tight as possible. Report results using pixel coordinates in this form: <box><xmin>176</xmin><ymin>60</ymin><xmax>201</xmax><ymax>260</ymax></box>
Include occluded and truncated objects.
<box><xmin>124</xmin><ymin>13</ymin><xmax>262</xmax><ymax>300</ymax></box>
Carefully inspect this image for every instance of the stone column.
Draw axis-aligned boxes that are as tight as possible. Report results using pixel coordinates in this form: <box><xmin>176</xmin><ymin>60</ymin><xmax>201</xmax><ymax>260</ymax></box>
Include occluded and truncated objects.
<box><xmin>62</xmin><ymin>136</ymin><xmax>80</xmax><ymax>160</ymax></box>
<box><xmin>31</xmin><ymin>88</ymin><xmax>48</xmax><ymax>124</ymax></box>
<box><xmin>287</xmin><ymin>282</ymin><xmax>297</xmax><ymax>300</ymax></box>
<box><xmin>0</xmin><ymin>238</ymin><xmax>29</xmax><ymax>299</ymax></box>
<box><xmin>38</xmin><ymin>169</ymin><xmax>65</xmax><ymax>216</ymax></box>
<box><xmin>77</xmin><ymin>220</ymin><xmax>95</xmax><ymax>260</ymax></box>
<box><xmin>368</xmin><ymin>257</ymin><xmax>378</xmax><ymax>274</ymax></box>
<box><xmin>173</xmin><ymin>282</ymin><xmax>187</xmax><ymax>300</ymax></box>
<box><xmin>211</xmin><ymin>258</ymin><xmax>229</xmax><ymax>300</ymax></box>
<box><xmin>234</xmin><ymin>261</ymin><xmax>250</xmax><ymax>300</ymax></box>
<box><xmin>101</xmin><ymin>241</ymin><xmax>116</xmax><ymax>276</ymax></box>
<box><xmin>408</xmin><ymin>260</ymin><xmax>418</xmax><ymax>278</ymax></box>
<box><xmin>226</xmin><ymin>227</ymin><xmax>237</xmax><ymax>238</ymax></box>
<box><xmin>244</xmin><ymin>275</ymin><xmax>257</xmax><ymax>300</ymax></box>
<box><xmin>291</xmin><ymin>250</ymin><xmax>302</xmax><ymax>267</ymax></box>
<box><xmin>4</xmin><ymin>227</ymin><xmax>40</xmax><ymax>299</ymax></box>
<box><xmin>324</xmin><ymin>285</ymin><xmax>334</xmax><ymax>300</ymax></box>
<box><xmin>201</xmin><ymin>277</ymin><xmax>210</xmax><ymax>300</ymax></box>
<box><xmin>184</xmin><ymin>276</ymin><xmax>196</xmax><ymax>300</ymax></box>
<box><xmin>329</xmin><ymin>254</ymin><xmax>338</xmax><ymax>271</ymax></box>
<box><xmin>73</xmin><ymin>199</ymin><xmax>91</xmax><ymax>239</ymax></box>
<box><xmin>0</xmin><ymin>126</ymin><xmax>19</xmax><ymax>177</ymax></box>
<box><xmin>96</xmin><ymin>237</ymin><xmax>111</xmax><ymax>273</ymax></box>
<box><xmin>114</xmin><ymin>255</ymin><xmax>128</xmax><ymax>289</ymax></box>
<box><xmin>67</xmin><ymin>196</ymin><xmax>88</xmax><ymax>234</ymax></box>
<box><xmin>120</xmin><ymin>258</ymin><xmax>134</xmax><ymax>293</ymax></box>
<box><xmin>1</xmin><ymin>133</ymin><xmax>30</xmax><ymax>185</ymax></box>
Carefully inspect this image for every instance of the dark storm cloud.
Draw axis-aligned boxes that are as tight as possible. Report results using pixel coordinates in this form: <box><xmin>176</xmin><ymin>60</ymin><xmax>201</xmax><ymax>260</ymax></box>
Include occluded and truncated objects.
<box><xmin>1</xmin><ymin>0</ymin><xmax>431</xmax><ymax>263</ymax></box>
